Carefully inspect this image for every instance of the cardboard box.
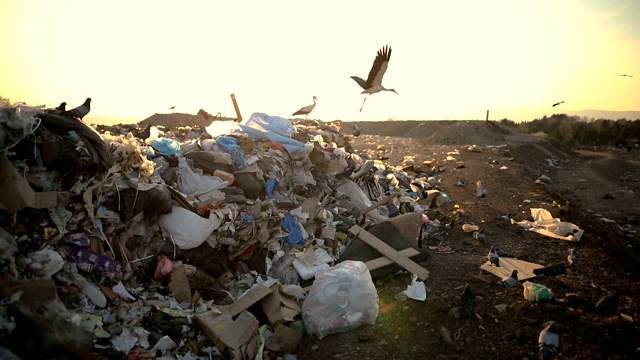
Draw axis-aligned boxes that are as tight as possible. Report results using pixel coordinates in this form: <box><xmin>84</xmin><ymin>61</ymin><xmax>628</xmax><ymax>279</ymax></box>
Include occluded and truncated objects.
<box><xmin>195</xmin><ymin>310</ymin><xmax>259</xmax><ymax>351</ymax></box>
<box><xmin>260</xmin><ymin>284</ymin><xmax>301</xmax><ymax>326</ymax></box>
<box><xmin>266</xmin><ymin>324</ymin><xmax>303</xmax><ymax>354</ymax></box>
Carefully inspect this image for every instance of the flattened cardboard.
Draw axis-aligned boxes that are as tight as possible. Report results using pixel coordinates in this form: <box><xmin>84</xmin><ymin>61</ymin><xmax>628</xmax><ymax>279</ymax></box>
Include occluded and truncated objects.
<box><xmin>349</xmin><ymin>225</ymin><xmax>429</xmax><ymax>280</ymax></box>
<box><xmin>6</xmin><ymin>279</ymin><xmax>58</xmax><ymax>304</ymax></box>
<box><xmin>260</xmin><ymin>283</ymin><xmax>301</xmax><ymax>326</ymax></box>
<box><xmin>195</xmin><ymin>310</ymin><xmax>259</xmax><ymax>351</ymax></box>
<box><xmin>0</xmin><ymin>154</ymin><xmax>57</xmax><ymax>214</ymax></box>
<box><xmin>168</xmin><ymin>266</ymin><xmax>192</xmax><ymax>304</ymax></box>
<box><xmin>480</xmin><ymin>257</ymin><xmax>544</xmax><ymax>281</ymax></box>
<box><xmin>266</xmin><ymin>324</ymin><xmax>303</xmax><ymax>354</ymax></box>
<box><xmin>224</xmin><ymin>284</ymin><xmax>272</xmax><ymax>317</ymax></box>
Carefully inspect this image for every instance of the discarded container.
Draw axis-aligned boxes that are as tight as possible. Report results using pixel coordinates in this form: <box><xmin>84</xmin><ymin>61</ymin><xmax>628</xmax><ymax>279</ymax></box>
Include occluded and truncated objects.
<box><xmin>523</xmin><ymin>281</ymin><xmax>554</xmax><ymax>302</ymax></box>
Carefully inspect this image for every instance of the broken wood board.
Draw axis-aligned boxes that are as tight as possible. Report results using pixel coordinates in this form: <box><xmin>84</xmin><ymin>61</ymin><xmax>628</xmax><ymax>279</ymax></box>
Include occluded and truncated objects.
<box><xmin>301</xmin><ymin>247</ymin><xmax>421</xmax><ymax>293</ymax></box>
<box><xmin>349</xmin><ymin>225</ymin><xmax>429</xmax><ymax>280</ymax></box>
<box><xmin>480</xmin><ymin>257</ymin><xmax>544</xmax><ymax>282</ymax></box>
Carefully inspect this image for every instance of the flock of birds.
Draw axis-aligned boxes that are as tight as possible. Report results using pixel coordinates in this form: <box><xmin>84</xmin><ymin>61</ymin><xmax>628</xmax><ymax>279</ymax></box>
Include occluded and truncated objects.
<box><xmin>469</xmin><ymin>245</ymin><xmax>621</xmax><ymax>359</ymax></box>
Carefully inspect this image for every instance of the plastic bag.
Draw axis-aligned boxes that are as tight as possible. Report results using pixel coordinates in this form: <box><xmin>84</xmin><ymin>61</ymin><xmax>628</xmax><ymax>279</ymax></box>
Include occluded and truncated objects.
<box><xmin>402</xmin><ymin>274</ymin><xmax>428</xmax><ymax>301</ymax></box>
<box><xmin>523</xmin><ymin>281</ymin><xmax>554</xmax><ymax>302</ymax></box>
<box><xmin>302</xmin><ymin>261</ymin><xmax>379</xmax><ymax>339</ymax></box>
<box><xmin>158</xmin><ymin>206</ymin><xmax>222</xmax><ymax>249</ymax></box>
<box><xmin>216</xmin><ymin>136</ymin><xmax>245</xmax><ymax>168</ymax></box>
<box><xmin>178</xmin><ymin>157</ymin><xmax>228</xmax><ymax>197</ymax></box>
<box><xmin>283</xmin><ymin>214</ymin><xmax>304</xmax><ymax>245</ymax></box>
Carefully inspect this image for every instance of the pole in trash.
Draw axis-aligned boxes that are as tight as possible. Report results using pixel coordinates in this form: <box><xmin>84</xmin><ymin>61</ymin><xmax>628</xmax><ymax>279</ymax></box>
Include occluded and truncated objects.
<box><xmin>230</xmin><ymin>94</ymin><xmax>242</xmax><ymax>123</ymax></box>
<box><xmin>486</xmin><ymin>110</ymin><xmax>489</xmax><ymax>126</ymax></box>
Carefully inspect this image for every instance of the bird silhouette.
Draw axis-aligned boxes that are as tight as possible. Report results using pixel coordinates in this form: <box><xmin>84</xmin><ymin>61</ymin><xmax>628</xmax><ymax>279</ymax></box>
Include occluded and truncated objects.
<box><xmin>618</xmin><ymin>74</ymin><xmax>633</xmax><ymax>77</ymax></box>
<box><xmin>351</xmin><ymin>45</ymin><xmax>398</xmax><ymax>112</ymax></box>
<box><xmin>498</xmin><ymin>269</ymin><xmax>519</xmax><ymax>287</ymax></box>
<box><xmin>55</xmin><ymin>102</ymin><xmax>66</xmax><ymax>112</ymax></box>
<box><xmin>62</xmin><ymin>98</ymin><xmax>91</xmax><ymax>120</ymax></box>
<box><xmin>552</xmin><ymin>101</ymin><xmax>564</xmax><ymax>107</ymax></box>
<box><xmin>461</xmin><ymin>283</ymin><xmax>477</xmax><ymax>318</ymax></box>
<box><xmin>487</xmin><ymin>246</ymin><xmax>500</xmax><ymax>267</ymax></box>
<box><xmin>593</xmin><ymin>291</ymin><xmax>620</xmax><ymax>314</ymax></box>
<box><xmin>352</xmin><ymin>123</ymin><xmax>361</xmax><ymax>137</ymax></box>
<box><xmin>292</xmin><ymin>96</ymin><xmax>318</xmax><ymax>119</ymax></box>
<box><xmin>169</xmin><ymin>106</ymin><xmax>175</xmax><ymax>109</ymax></box>
<box><xmin>533</xmin><ymin>263</ymin><xmax>567</xmax><ymax>277</ymax></box>
<box><xmin>538</xmin><ymin>321</ymin><xmax>559</xmax><ymax>360</ymax></box>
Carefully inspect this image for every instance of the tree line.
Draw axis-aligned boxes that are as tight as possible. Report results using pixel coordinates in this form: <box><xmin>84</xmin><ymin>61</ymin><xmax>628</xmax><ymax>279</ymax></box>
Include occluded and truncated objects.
<box><xmin>499</xmin><ymin>114</ymin><xmax>640</xmax><ymax>149</ymax></box>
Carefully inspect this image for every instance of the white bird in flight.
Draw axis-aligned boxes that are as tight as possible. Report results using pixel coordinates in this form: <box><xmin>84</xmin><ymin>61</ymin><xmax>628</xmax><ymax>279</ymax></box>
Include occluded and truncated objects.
<box><xmin>351</xmin><ymin>45</ymin><xmax>398</xmax><ymax>112</ymax></box>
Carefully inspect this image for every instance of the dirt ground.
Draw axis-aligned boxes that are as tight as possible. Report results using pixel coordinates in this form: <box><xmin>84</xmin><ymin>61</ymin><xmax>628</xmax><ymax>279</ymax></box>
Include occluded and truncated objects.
<box><xmin>296</xmin><ymin>120</ymin><xmax>640</xmax><ymax>360</ymax></box>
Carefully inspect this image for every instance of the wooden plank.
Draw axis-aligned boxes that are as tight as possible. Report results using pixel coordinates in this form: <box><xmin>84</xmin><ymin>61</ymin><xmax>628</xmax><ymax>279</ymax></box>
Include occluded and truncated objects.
<box><xmin>230</xmin><ymin>93</ymin><xmax>242</xmax><ymax>122</ymax></box>
<box><xmin>349</xmin><ymin>225</ymin><xmax>429</xmax><ymax>280</ymax></box>
<box><xmin>365</xmin><ymin>247</ymin><xmax>420</xmax><ymax>271</ymax></box>
<box><xmin>302</xmin><ymin>248</ymin><xmax>421</xmax><ymax>293</ymax></box>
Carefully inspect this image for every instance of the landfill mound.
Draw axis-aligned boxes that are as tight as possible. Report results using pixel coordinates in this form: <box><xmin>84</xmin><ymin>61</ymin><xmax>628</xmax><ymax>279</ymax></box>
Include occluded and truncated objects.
<box><xmin>1</xmin><ymin>102</ymin><xmax>639</xmax><ymax>359</ymax></box>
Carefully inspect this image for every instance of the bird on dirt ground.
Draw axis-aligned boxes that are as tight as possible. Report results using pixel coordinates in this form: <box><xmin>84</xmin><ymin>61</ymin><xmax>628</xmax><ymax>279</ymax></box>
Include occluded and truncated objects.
<box><xmin>567</xmin><ymin>248</ymin><xmax>578</xmax><ymax>266</ymax></box>
<box><xmin>62</xmin><ymin>97</ymin><xmax>91</xmax><ymax>120</ymax></box>
<box><xmin>461</xmin><ymin>283</ymin><xmax>477</xmax><ymax>318</ymax></box>
<box><xmin>533</xmin><ymin>263</ymin><xmax>566</xmax><ymax>277</ymax></box>
<box><xmin>487</xmin><ymin>246</ymin><xmax>500</xmax><ymax>267</ymax></box>
<box><xmin>552</xmin><ymin>100</ymin><xmax>564</xmax><ymax>107</ymax></box>
<box><xmin>55</xmin><ymin>102</ymin><xmax>66</xmax><ymax>112</ymax></box>
<box><xmin>498</xmin><ymin>269</ymin><xmax>519</xmax><ymax>287</ymax></box>
<box><xmin>593</xmin><ymin>291</ymin><xmax>620</xmax><ymax>314</ymax></box>
<box><xmin>351</xmin><ymin>45</ymin><xmax>398</xmax><ymax>112</ymax></box>
<box><xmin>353</xmin><ymin>122</ymin><xmax>361</xmax><ymax>137</ymax></box>
<box><xmin>538</xmin><ymin>321</ymin><xmax>559</xmax><ymax>360</ymax></box>
<box><xmin>292</xmin><ymin>96</ymin><xmax>318</xmax><ymax>119</ymax></box>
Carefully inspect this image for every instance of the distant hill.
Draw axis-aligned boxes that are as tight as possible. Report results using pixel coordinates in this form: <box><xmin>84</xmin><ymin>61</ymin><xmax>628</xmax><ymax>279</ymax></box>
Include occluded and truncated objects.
<box><xmin>138</xmin><ymin>112</ymin><xmax>236</xmax><ymax>128</ymax></box>
<box><xmin>565</xmin><ymin>109</ymin><xmax>640</xmax><ymax>121</ymax></box>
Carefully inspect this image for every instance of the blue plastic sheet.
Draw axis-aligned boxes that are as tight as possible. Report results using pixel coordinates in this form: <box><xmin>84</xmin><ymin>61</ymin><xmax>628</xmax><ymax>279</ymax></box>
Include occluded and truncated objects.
<box><xmin>283</xmin><ymin>214</ymin><xmax>304</xmax><ymax>245</ymax></box>
<box><xmin>216</xmin><ymin>135</ymin><xmax>245</xmax><ymax>168</ymax></box>
<box><xmin>150</xmin><ymin>138</ymin><xmax>181</xmax><ymax>156</ymax></box>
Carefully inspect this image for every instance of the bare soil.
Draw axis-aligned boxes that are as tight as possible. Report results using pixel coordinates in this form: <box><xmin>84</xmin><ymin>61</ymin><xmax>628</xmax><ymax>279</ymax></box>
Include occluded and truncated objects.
<box><xmin>296</xmin><ymin>120</ymin><xmax>640</xmax><ymax>360</ymax></box>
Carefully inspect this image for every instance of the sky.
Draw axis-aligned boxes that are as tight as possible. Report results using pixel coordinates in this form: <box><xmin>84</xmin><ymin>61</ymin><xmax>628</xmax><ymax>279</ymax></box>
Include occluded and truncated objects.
<box><xmin>1</xmin><ymin>0</ymin><xmax>639</xmax><ymax>124</ymax></box>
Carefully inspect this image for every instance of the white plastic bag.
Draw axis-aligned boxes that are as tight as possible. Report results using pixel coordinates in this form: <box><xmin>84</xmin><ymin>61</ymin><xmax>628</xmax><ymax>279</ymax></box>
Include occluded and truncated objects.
<box><xmin>402</xmin><ymin>274</ymin><xmax>428</xmax><ymax>301</ymax></box>
<box><xmin>302</xmin><ymin>261</ymin><xmax>379</xmax><ymax>339</ymax></box>
<box><xmin>158</xmin><ymin>206</ymin><xmax>221</xmax><ymax>249</ymax></box>
<box><xmin>177</xmin><ymin>157</ymin><xmax>228</xmax><ymax>197</ymax></box>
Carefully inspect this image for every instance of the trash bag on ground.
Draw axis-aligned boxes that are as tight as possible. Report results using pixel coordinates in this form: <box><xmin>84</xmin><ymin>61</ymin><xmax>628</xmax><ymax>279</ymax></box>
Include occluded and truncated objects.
<box><xmin>302</xmin><ymin>260</ymin><xmax>379</xmax><ymax>339</ymax></box>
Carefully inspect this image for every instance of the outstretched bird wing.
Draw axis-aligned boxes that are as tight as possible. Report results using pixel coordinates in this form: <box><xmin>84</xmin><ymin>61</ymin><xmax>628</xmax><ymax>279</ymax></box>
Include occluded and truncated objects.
<box><xmin>365</xmin><ymin>45</ymin><xmax>392</xmax><ymax>88</ymax></box>
<box><xmin>351</xmin><ymin>45</ymin><xmax>392</xmax><ymax>90</ymax></box>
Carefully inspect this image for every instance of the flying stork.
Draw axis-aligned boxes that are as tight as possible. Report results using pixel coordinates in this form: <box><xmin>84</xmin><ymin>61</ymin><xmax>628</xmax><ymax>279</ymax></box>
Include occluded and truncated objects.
<box><xmin>552</xmin><ymin>100</ymin><xmax>564</xmax><ymax>107</ymax></box>
<box><xmin>351</xmin><ymin>45</ymin><xmax>398</xmax><ymax>112</ymax></box>
<box><xmin>292</xmin><ymin>96</ymin><xmax>318</xmax><ymax>119</ymax></box>
<box><xmin>618</xmin><ymin>74</ymin><xmax>633</xmax><ymax>77</ymax></box>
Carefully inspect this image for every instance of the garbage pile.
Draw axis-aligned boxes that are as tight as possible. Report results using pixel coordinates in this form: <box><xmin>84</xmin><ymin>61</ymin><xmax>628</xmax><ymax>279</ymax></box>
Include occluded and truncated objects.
<box><xmin>0</xmin><ymin>102</ymin><xmax>452</xmax><ymax>359</ymax></box>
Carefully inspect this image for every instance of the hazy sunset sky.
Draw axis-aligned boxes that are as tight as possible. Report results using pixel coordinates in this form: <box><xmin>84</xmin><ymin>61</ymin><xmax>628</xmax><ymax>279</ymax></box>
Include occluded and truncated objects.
<box><xmin>1</xmin><ymin>0</ymin><xmax>639</xmax><ymax>123</ymax></box>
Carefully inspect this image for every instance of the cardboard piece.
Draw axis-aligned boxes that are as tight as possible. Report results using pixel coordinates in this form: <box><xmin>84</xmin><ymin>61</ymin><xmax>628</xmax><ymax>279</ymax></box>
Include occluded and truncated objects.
<box><xmin>168</xmin><ymin>266</ymin><xmax>192</xmax><ymax>304</ymax></box>
<box><xmin>0</xmin><ymin>153</ymin><xmax>57</xmax><ymax>214</ymax></box>
<box><xmin>5</xmin><ymin>279</ymin><xmax>58</xmax><ymax>304</ymax></box>
<box><xmin>260</xmin><ymin>283</ymin><xmax>301</xmax><ymax>326</ymax></box>
<box><xmin>224</xmin><ymin>284</ymin><xmax>272</xmax><ymax>318</ymax></box>
<box><xmin>480</xmin><ymin>257</ymin><xmax>544</xmax><ymax>282</ymax></box>
<box><xmin>266</xmin><ymin>324</ymin><xmax>303</xmax><ymax>354</ymax></box>
<box><xmin>195</xmin><ymin>310</ymin><xmax>259</xmax><ymax>351</ymax></box>
<box><xmin>349</xmin><ymin>225</ymin><xmax>430</xmax><ymax>280</ymax></box>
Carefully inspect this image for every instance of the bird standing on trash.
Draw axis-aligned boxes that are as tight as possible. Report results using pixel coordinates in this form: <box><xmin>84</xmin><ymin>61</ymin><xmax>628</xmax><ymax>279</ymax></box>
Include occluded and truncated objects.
<box><xmin>63</xmin><ymin>98</ymin><xmax>91</xmax><ymax>121</ymax></box>
<box><xmin>593</xmin><ymin>291</ymin><xmax>620</xmax><ymax>314</ymax></box>
<box><xmin>352</xmin><ymin>123</ymin><xmax>361</xmax><ymax>137</ymax></box>
<box><xmin>487</xmin><ymin>246</ymin><xmax>500</xmax><ymax>267</ymax></box>
<box><xmin>461</xmin><ymin>283</ymin><xmax>477</xmax><ymax>318</ymax></box>
<box><xmin>55</xmin><ymin>102</ymin><xmax>66</xmax><ymax>112</ymax></box>
<box><xmin>567</xmin><ymin>248</ymin><xmax>578</xmax><ymax>266</ymax></box>
<box><xmin>498</xmin><ymin>269</ymin><xmax>519</xmax><ymax>287</ymax></box>
<box><xmin>351</xmin><ymin>45</ymin><xmax>398</xmax><ymax>112</ymax></box>
<box><xmin>538</xmin><ymin>321</ymin><xmax>559</xmax><ymax>360</ymax></box>
<box><xmin>292</xmin><ymin>96</ymin><xmax>318</xmax><ymax>119</ymax></box>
